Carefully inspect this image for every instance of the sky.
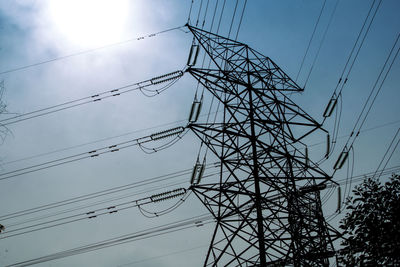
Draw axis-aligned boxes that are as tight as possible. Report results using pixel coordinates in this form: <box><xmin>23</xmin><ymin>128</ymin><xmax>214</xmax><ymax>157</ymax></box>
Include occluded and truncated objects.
<box><xmin>0</xmin><ymin>0</ymin><xmax>399</xmax><ymax>266</ymax></box>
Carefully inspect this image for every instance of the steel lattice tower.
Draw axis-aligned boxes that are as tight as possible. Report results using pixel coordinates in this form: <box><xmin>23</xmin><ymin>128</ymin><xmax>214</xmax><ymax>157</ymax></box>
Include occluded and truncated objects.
<box><xmin>186</xmin><ymin>25</ymin><xmax>338</xmax><ymax>266</ymax></box>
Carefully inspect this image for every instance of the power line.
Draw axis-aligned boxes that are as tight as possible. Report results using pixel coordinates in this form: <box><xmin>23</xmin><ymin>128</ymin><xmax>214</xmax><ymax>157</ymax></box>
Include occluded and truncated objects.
<box><xmin>306</xmin><ymin>119</ymin><xmax>400</xmax><ymax>150</ymax></box>
<box><xmin>1</xmin><ymin>110</ymin><xmax>224</xmax><ymax>167</ymax></box>
<box><xmin>340</xmin><ymin>0</ymin><xmax>382</xmax><ymax>92</ymax></box>
<box><xmin>195</xmin><ymin>0</ymin><xmax>205</xmax><ymax>27</ymax></box>
<box><xmin>0</xmin><ymin>70</ymin><xmax>184</xmax><ymax>126</ymax></box>
<box><xmin>216</xmin><ymin>0</ymin><xmax>227</xmax><ymax>34</ymax></box>
<box><xmin>320</xmin><ymin>164</ymin><xmax>400</xmax><ymax>217</ymax></box>
<box><xmin>0</xmin><ymin>26</ymin><xmax>186</xmax><ymax>76</ymax></box>
<box><xmin>374</xmin><ymin>128</ymin><xmax>400</xmax><ymax>179</ymax></box>
<box><xmin>0</xmin><ymin>168</ymin><xmax>190</xmax><ymax>221</ymax></box>
<box><xmin>377</xmin><ymin>139</ymin><xmax>400</xmax><ymax>179</ymax></box>
<box><xmin>1</xmin><ymin>121</ymin><xmax>183</xmax><ymax>166</ymax></box>
<box><xmin>200</xmin><ymin>0</ymin><xmax>211</xmax><ymax>29</ymax></box>
<box><xmin>333</xmin><ymin>32</ymin><xmax>400</xmax><ymax>175</ymax></box>
<box><xmin>6</xmin><ymin>180</ymin><xmax>187</xmax><ymax>228</ymax></box>
<box><xmin>303</xmin><ymin>0</ymin><xmax>340</xmax><ymax>88</ymax></box>
<box><xmin>0</xmin><ymin>165</ymin><xmax>219</xmax><ymax>222</ymax></box>
<box><xmin>323</xmin><ymin>164</ymin><xmax>400</xmax><ymax>223</ymax></box>
<box><xmin>5</xmin><ymin>214</ymin><xmax>214</xmax><ymax>267</ymax></box>
<box><xmin>319</xmin><ymin>0</ymin><xmax>382</xmax><ymax>164</ymax></box>
<box><xmin>348</xmin><ymin>33</ymin><xmax>400</xmax><ymax>148</ymax></box>
<box><xmin>187</xmin><ymin>0</ymin><xmax>194</xmax><ymax>24</ymax></box>
<box><xmin>334</xmin><ymin>165</ymin><xmax>400</xmax><ymax>186</ymax></box>
<box><xmin>234</xmin><ymin>0</ymin><xmax>247</xmax><ymax>41</ymax></box>
<box><xmin>0</xmin><ymin>188</ymin><xmax>188</xmax><ymax>240</ymax></box>
<box><xmin>227</xmin><ymin>0</ymin><xmax>239</xmax><ymax>39</ymax></box>
<box><xmin>372</xmin><ymin>127</ymin><xmax>400</xmax><ymax>179</ymax></box>
<box><xmin>335</xmin><ymin>0</ymin><xmax>381</xmax><ymax>95</ymax></box>
<box><xmin>295</xmin><ymin>0</ymin><xmax>327</xmax><ymax>82</ymax></box>
<box><xmin>0</xmin><ymin>126</ymin><xmax>186</xmax><ymax>181</ymax></box>
<box><xmin>322</xmin><ymin>0</ymin><xmax>382</xmax><ymax>124</ymax></box>
<box><xmin>117</xmin><ymin>243</ymin><xmax>208</xmax><ymax>267</ymax></box>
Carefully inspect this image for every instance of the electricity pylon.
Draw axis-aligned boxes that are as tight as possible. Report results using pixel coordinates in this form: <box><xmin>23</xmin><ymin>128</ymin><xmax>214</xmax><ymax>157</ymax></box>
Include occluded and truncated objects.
<box><xmin>186</xmin><ymin>25</ymin><xmax>338</xmax><ymax>266</ymax></box>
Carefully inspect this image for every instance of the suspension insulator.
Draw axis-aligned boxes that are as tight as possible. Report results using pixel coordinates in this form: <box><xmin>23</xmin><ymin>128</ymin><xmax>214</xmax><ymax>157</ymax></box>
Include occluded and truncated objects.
<box><xmin>188</xmin><ymin>101</ymin><xmax>200</xmax><ymax>122</ymax></box>
<box><xmin>305</xmin><ymin>147</ymin><xmax>309</xmax><ymax>167</ymax></box>
<box><xmin>196</xmin><ymin>164</ymin><xmax>205</xmax><ymax>184</ymax></box>
<box><xmin>190</xmin><ymin>162</ymin><xmax>201</xmax><ymax>184</ymax></box>
<box><xmin>323</xmin><ymin>97</ymin><xmax>338</xmax><ymax>118</ymax></box>
<box><xmin>336</xmin><ymin>186</ymin><xmax>342</xmax><ymax>212</ymax></box>
<box><xmin>190</xmin><ymin>159</ymin><xmax>205</xmax><ymax>185</ymax></box>
<box><xmin>187</xmin><ymin>44</ymin><xmax>200</xmax><ymax>66</ymax></box>
<box><xmin>333</xmin><ymin>151</ymin><xmax>349</xmax><ymax>170</ymax></box>
<box><xmin>325</xmin><ymin>133</ymin><xmax>330</xmax><ymax>159</ymax></box>
<box><xmin>194</xmin><ymin>100</ymin><xmax>202</xmax><ymax>122</ymax></box>
<box><xmin>190</xmin><ymin>163</ymin><xmax>199</xmax><ymax>184</ymax></box>
<box><xmin>188</xmin><ymin>100</ymin><xmax>202</xmax><ymax>122</ymax></box>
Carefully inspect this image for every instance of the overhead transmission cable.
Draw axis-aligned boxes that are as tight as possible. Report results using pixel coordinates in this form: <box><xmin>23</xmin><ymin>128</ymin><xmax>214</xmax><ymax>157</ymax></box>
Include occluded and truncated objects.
<box><xmin>325</xmin><ymin>165</ymin><xmax>400</xmax><ymax>222</ymax></box>
<box><xmin>234</xmin><ymin>0</ymin><xmax>247</xmax><ymax>41</ymax></box>
<box><xmin>198</xmin><ymin>0</ymin><xmax>205</xmax><ymax>25</ymax></box>
<box><xmin>303</xmin><ymin>0</ymin><xmax>340</xmax><ymax>88</ymax></box>
<box><xmin>0</xmin><ymin>126</ymin><xmax>186</xmax><ymax>181</ymax></box>
<box><xmin>216</xmin><ymin>0</ymin><xmax>227</xmax><ymax>34</ymax></box>
<box><xmin>0</xmin><ymin>167</ymin><xmax>194</xmax><ymax>221</ymax></box>
<box><xmin>321</xmin><ymin>164</ymin><xmax>400</xmax><ymax>207</ymax></box>
<box><xmin>1</xmin><ymin>170</ymin><xmax>220</xmax><ymax>229</ymax></box>
<box><xmin>322</xmin><ymin>165</ymin><xmax>400</xmax><ymax>203</ymax></box>
<box><xmin>117</xmin><ymin>243</ymin><xmax>209</xmax><ymax>267</ymax></box>
<box><xmin>335</xmin><ymin>165</ymin><xmax>400</xmax><ymax>186</ymax></box>
<box><xmin>295</xmin><ymin>0</ymin><xmax>327</xmax><ymax>82</ymax></box>
<box><xmin>1</xmin><ymin>110</ymin><xmax>223</xmax><ymax>167</ymax></box>
<box><xmin>0</xmin><ymin>70</ymin><xmax>184</xmax><ymax>126</ymax></box>
<box><xmin>373</xmin><ymin>127</ymin><xmax>400</xmax><ymax>179</ymax></box>
<box><xmin>320</xmin><ymin>0</ymin><xmax>381</xmax><ymax>163</ymax></box>
<box><xmin>5</xmin><ymin>164</ymin><xmax>400</xmax><ymax>265</ymax></box>
<box><xmin>347</xmin><ymin>33</ymin><xmax>400</xmax><ymax>148</ymax></box>
<box><xmin>333</xmin><ymin>33</ymin><xmax>400</xmax><ymax>175</ymax></box>
<box><xmin>376</xmin><ymin>138</ymin><xmax>400</xmax><ymax>179</ymax></box>
<box><xmin>187</xmin><ymin>0</ymin><xmax>194</xmax><ymax>24</ymax></box>
<box><xmin>0</xmin><ymin>26</ymin><xmax>186</xmax><ymax>76</ymax></box>
<box><xmin>200</xmin><ymin>0</ymin><xmax>211</xmax><ymax>29</ymax></box>
<box><xmin>322</xmin><ymin>0</ymin><xmax>382</xmax><ymax>124</ymax></box>
<box><xmin>321</xmin><ymin>164</ymin><xmax>400</xmax><ymax>217</ymax></box>
<box><xmin>5</xmin><ymin>180</ymin><xmax>186</xmax><ymax>228</ymax></box>
<box><xmin>0</xmin><ymin>188</ymin><xmax>188</xmax><ymax>240</ymax></box>
<box><xmin>227</xmin><ymin>0</ymin><xmax>239</xmax><ymax>39</ymax></box>
<box><xmin>4</xmin><ymin>214</ymin><xmax>214</xmax><ymax>267</ymax></box>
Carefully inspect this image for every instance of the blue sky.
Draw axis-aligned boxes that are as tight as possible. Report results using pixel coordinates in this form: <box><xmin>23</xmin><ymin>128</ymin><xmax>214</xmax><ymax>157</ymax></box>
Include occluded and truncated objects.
<box><xmin>0</xmin><ymin>0</ymin><xmax>399</xmax><ymax>266</ymax></box>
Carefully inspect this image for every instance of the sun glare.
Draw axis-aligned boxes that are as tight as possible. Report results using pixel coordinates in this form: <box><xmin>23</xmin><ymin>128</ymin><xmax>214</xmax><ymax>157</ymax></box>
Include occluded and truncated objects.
<box><xmin>48</xmin><ymin>0</ymin><xmax>130</xmax><ymax>47</ymax></box>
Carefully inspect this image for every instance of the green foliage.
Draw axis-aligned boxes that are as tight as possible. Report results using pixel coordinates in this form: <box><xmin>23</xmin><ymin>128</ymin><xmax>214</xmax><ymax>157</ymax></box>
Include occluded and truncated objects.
<box><xmin>338</xmin><ymin>174</ymin><xmax>400</xmax><ymax>266</ymax></box>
